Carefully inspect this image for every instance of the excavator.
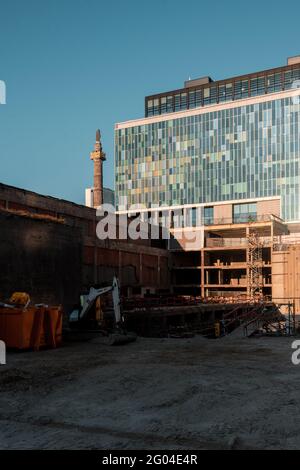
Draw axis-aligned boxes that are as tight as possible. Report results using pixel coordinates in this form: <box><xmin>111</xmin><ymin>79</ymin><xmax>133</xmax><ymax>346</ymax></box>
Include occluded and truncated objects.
<box><xmin>69</xmin><ymin>277</ymin><xmax>136</xmax><ymax>345</ymax></box>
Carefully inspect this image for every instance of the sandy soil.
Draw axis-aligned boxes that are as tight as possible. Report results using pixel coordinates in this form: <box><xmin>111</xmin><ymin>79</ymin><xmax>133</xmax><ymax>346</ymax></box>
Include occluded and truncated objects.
<box><xmin>0</xmin><ymin>334</ymin><xmax>299</xmax><ymax>450</ymax></box>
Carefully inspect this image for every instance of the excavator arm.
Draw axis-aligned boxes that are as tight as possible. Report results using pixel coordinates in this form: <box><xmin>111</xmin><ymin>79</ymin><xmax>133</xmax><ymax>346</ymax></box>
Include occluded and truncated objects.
<box><xmin>69</xmin><ymin>277</ymin><xmax>136</xmax><ymax>345</ymax></box>
<box><xmin>69</xmin><ymin>277</ymin><xmax>121</xmax><ymax>325</ymax></box>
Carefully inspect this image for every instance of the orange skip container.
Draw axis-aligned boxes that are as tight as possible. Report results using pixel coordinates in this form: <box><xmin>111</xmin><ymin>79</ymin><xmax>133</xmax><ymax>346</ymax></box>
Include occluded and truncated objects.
<box><xmin>0</xmin><ymin>305</ymin><xmax>62</xmax><ymax>350</ymax></box>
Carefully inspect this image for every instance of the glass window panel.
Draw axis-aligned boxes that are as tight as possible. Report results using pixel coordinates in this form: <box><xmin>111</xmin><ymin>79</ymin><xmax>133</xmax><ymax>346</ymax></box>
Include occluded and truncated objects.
<box><xmin>153</xmin><ymin>99</ymin><xmax>159</xmax><ymax>115</ymax></box>
<box><xmin>147</xmin><ymin>100</ymin><xmax>154</xmax><ymax>116</ymax></box>
<box><xmin>267</xmin><ymin>73</ymin><xmax>282</xmax><ymax>93</ymax></box>
<box><xmin>292</xmin><ymin>68</ymin><xmax>300</xmax><ymax>82</ymax></box>
<box><xmin>195</xmin><ymin>89</ymin><xmax>202</xmax><ymax>107</ymax></box>
<box><xmin>180</xmin><ymin>92</ymin><xmax>187</xmax><ymax>110</ymax></box>
<box><xmin>219</xmin><ymin>83</ymin><xmax>233</xmax><ymax>102</ymax></box>
<box><xmin>209</xmin><ymin>86</ymin><xmax>217</xmax><ymax>104</ymax></box>
<box><xmin>234</xmin><ymin>80</ymin><xmax>248</xmax><ymax>99</ymax></box>
<box><xmin>257</xmin><ymin>76</ymin><xmax>265</xmax><ymax>93</ymax></box>
<box><xmin>233</xmin><ymin>203</ymin><xmax>257</xmax><ymax>223</ymax></box>
<box><xmin>241</xmin><ymin>80</ymin><xmax>249</xmax><ymax>97</ymax></box>
<box><xmin>189</xmin><ymin>90</ymin><xmax>196</xmax><ymax>108</ymax></box>
<box><xmin>234</xmin><ymin>80</ymin><xmax>242</xmax><ymax>99</ymax></box>
<box><xmin>160</xmin><ymin>96</ymin><xmax>167</xmax><ymax>114</ymax></box>
<box><xmin>204</xmin><ymin>206</ymin><xmax>214</xmax><ymax>224</ymax></box>
<box><xmin>167</xmin><ymin>95</ymin><xmax>174</xmax><ymax>113</ymax></box>
<box><xmin>284</xmin><ymin>71</ymin><xmax>292</xmax><ymax>89</ymax></box>
<box><xmin>285</xmin><ymin>67</ymin><xmax>300</xmax><ymax>90</ymax></box>
<box><xmin>219</xmin><ymin>84</ymin><xmax>226</xmax><ymax>102</ymax></box>
<box><xmin>250</xmin><ymin>78</ymin><xmax>258</xmax><ymax>96</ymax></box>
<box><xmin>250</xmin><ymin>76</ymin><xmax>265</xmax><ymax>96</ymax></box>
<box><xmin>267</xmin><ymin>74</ymin><xmax>274</xmax><ymax>91</ymax></box>
<box><xmin>187</xmin><ymin>207</ymin><xmax>198</xmax><ymax>227</ymax></box>
<box><xmin>175</xmin><ymin>94</ymin><xmax>180</xmax><ymax>111</ymax></box>
<box><xmin>274</xmin><ymin>72</ymin><xmax>282</xmax><ymax>91</ymax></box>
<box><xmin>203</xmin><ymin>87</ymin><xmax>211</xmax><ymax>105</ymax></box>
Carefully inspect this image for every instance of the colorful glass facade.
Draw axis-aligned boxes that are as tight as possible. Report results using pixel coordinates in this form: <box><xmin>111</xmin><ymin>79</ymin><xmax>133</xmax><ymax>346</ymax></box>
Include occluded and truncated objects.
<box><xmin>115</xmin><ymin>95</ymin><xmax>300</xmax><ymax>222</ymax></box>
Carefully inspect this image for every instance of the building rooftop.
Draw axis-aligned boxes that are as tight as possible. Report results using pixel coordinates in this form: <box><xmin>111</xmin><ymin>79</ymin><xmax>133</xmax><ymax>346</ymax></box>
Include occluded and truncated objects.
<box><xmin>145</xmin><ymin>56</ymin><xmax>300</xmax><ymax>117</ymax></box>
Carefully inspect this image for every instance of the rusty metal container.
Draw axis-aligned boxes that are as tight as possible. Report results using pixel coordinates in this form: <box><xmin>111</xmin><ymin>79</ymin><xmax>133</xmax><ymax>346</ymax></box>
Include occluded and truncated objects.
<box><xmin>0</xmin><ymin>305</ymin><xmax>62</xmax><ymax>350</ymax></box>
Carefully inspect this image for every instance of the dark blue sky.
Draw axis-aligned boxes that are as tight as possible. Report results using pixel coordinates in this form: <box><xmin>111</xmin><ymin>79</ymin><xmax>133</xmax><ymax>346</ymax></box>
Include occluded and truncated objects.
<box><xmin>1</xmin><ymin>0</ymin><xmax>300</xmax><ymax>204</ymax></box>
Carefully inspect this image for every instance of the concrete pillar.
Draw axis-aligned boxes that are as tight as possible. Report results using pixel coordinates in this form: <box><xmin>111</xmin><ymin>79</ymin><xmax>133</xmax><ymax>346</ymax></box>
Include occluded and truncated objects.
<box><xmin>201</xmin><ymin>249</ymin><xmax>205</xmax><ymax>297</ymax></box>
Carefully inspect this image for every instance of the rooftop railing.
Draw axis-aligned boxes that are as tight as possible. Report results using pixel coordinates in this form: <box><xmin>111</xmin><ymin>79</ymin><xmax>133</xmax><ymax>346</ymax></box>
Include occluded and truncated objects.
<box><xmin>203</xmin><ymin>214</ymin><xmax>283</xmax><ymax>226</ymax></box>
<box><xmin>206</xmin><ymin>236</ymin><xmax>274</xmax><ymax>248</ymax></box>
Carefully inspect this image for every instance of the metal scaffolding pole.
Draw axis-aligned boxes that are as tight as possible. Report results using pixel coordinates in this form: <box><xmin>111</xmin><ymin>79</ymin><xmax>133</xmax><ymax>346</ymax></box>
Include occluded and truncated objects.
<box><xmin>247</xmin><ymin>230</ymin><xmax>263</xmax><ymax>300</ymax></box>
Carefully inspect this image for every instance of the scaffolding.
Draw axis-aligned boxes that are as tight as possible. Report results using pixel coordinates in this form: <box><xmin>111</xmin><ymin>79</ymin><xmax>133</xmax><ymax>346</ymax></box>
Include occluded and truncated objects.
<box><xmin>247</xmin><ymin>230</ymin><xmax>263</xmax><ymax>300</ymax></box>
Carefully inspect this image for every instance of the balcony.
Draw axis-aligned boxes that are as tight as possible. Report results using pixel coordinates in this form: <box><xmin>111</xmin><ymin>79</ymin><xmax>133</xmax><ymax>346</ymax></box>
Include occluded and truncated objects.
<box><xmin>205</xmin><ymin>236</ymin><xmax>273</xmax><ymax>249</ymax></box>
<box><xmin>206</xmin><ymin>237</ymin><xmax>247</xmax><ymax>248</ymax></box>
<box><xmin>203</xmin><ymin>214</ymin><xmax>283</xmax><ymax>226</ymax></box>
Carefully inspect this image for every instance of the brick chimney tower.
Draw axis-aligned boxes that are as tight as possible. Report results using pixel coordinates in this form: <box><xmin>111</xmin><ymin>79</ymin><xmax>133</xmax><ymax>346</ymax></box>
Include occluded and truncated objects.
<box><xmin>90</xmin><ymin>129</ymin><xmax>106</xmax><ymax>207</ymax></box>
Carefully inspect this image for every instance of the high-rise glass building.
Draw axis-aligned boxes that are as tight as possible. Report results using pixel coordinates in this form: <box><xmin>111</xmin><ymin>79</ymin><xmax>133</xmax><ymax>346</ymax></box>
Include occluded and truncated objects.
<box><xmin>115</xmin><ymin>57</ymin><xmax>300</xmax><ymax>223</ymax></box>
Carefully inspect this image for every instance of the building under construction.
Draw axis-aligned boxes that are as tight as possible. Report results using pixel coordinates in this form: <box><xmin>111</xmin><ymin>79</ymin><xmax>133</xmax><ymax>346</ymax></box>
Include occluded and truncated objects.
<box><xmin>170</xmin><ymin>203</ymin><xmax>287</xmax><ymax>301</ymax></box>
<box><xmin>113</xmin><ymin>55</ymin><xmax>300</xmax><ymax>330</ymax></box>
<box><xmin>3</xmin><ymin>57</ymin><xmax>300</xmax><ymax>338</ymax></box>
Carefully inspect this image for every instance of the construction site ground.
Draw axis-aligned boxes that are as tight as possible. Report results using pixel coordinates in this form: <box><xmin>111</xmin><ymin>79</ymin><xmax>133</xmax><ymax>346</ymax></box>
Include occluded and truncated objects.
<box><xmin>0</xmin><ymin>334</ymin><xmax>299</xmax><ymax>450</ymax></box>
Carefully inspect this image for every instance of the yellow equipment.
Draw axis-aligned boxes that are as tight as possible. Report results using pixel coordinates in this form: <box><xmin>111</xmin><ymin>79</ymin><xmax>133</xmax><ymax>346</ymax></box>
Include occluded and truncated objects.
<box><xmin>9</xmin><ymin>292</ymin><xmax>30</xmax><ymax>307</ymax></box>
<box><xmin>214</xmin><ymin>321</ymin><xmax>221</xmax><ymax>338</ymax></box>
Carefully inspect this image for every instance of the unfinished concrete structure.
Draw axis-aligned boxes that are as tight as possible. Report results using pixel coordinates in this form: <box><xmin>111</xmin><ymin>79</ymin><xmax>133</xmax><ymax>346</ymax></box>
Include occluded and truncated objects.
<box><xmin>170</xmin><ymin>199</ymin><xmax>284</xmax><ymax>296</ymax></box>
<box><xmin>168</xmin><ymin>197</ymin><xmax>300</xmax><ymax>311</ymax></box>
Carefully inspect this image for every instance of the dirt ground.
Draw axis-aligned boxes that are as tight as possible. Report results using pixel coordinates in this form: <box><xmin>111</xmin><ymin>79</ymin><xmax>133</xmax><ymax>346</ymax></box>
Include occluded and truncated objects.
<box><xmin>0</xmin><ymin>334</ymin><xmax>299</xmax><ymax>450</ymax></box>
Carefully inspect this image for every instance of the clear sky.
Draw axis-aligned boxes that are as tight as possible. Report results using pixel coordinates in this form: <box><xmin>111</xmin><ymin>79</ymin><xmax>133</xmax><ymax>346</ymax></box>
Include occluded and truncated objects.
<box><xmin>1</xmin><ymin>0</ymin><xmax>300</xmax><ymax>204</ymax></box>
